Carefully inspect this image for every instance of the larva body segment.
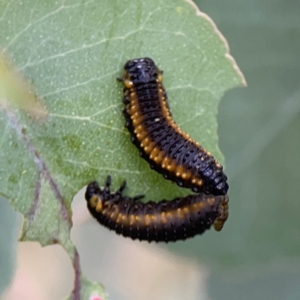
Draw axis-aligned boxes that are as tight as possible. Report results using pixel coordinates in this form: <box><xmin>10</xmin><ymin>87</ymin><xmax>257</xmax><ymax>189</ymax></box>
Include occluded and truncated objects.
<box><xmin>120</xmin><ymin>57</ymin><xmax>228</xmax><ymax>196</ymax></box>
<box><xmin>85</xmin><ymin>176</ymin><xmax>229</xmax><ymax>243</ymax></box>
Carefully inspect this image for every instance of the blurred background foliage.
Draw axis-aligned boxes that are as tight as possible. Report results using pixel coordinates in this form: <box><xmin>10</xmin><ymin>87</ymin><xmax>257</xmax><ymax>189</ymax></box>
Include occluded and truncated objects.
<box><xmin>194</xmin><ymin>0</ymin><xmax>300</xmax><ymax>298</ymax></box>
<box><xmin>1</xmin><ymin>0</ymin><xmax>300</xmax><ymax>299</ymax></box>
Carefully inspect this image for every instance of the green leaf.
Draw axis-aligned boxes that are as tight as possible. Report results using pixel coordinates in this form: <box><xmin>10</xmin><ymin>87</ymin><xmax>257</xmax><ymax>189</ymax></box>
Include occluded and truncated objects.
<box><xmin>0</xmin><ymin>0</ymin><xmax>244</xmax><ymax>298</ymax></box>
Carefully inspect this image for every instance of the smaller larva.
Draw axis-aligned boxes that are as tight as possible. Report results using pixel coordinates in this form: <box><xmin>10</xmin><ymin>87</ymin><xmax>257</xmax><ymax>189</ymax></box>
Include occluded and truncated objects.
<box><xmin>85</xmin><ymin>176</ymin><xmax>229</xmax><ymax>243</ymax></box>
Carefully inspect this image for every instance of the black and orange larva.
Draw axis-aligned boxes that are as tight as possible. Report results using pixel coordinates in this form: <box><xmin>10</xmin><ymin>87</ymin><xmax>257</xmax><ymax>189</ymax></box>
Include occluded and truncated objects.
<box><xmin>84</xmin><ymin>58</ymin><xmax>229</xmax><ymax>242</ymax></box>
<box><xmin>85</xmin><ymin>176</ymin><xmax>228</xmax><ymax>242</ymax></box>
<box><xmin>118</xmin><ymin>57</ymin><xmax>228</xmax><ymax>196</ymax></box>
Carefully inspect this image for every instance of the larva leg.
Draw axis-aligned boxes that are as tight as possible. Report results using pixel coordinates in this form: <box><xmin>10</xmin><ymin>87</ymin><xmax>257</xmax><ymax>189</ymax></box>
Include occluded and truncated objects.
<box><xmin>122</xmin><ymin>96</ymin><xmax>130</xmax><ymax>104</ymax></box>
<box><xmin>132</xmin><ymin>194</ymin><xmax>145</xmax><ymax>201</ymax></box>
<box><xmin>103</xmin><ymin>175</ymin><xmax>111</xmax><ymax>192</ymax></box>
<box><xmin>116</xmin><ymin>180</ymin><xmax>126</xmax><ymax>195</ymax></box>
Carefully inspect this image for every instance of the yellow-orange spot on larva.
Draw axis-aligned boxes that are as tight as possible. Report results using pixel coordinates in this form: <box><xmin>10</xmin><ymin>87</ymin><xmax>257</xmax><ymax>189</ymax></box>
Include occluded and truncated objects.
<box><xmin>132</xmin><ymin>115</ymin><xmax>145</xmax><ymax>126</ymax></box>
<box><xmin>136</xmin><ymin>132</ymin><xmax>148</xmax><ymax>141</ymax></box>
<box><xmin>135</xmin><ymin>215</ymin><xmax>140</xmax><ymax>222</ymax></box>
<box><xmin>166</xmin><ymin>211</ymin><xmax>174</xmax><ymax>221</ymax></box>
<box><xmin>160</xmin><ymin>212</ymin><xmax>167</xmax><ymax>224</ymax></box>
<box><xmin>134</xmin><ymin>125</ymin><xmax>143</xmax><ymax>134</ymax></box>
<box><xmin>183</xmin><ymin>207</ymin><xmax>190</xmax><ymax>215</ymax></box>
<box><xmin>188</xmin><ymin>204</ymin><xmax>196</xmax><ymax>214</ymax></box>
<box><xmin>129</xmin><ymin>214</ymin><xmax>135</xmax><ymax>226</ymax></box>
<box><xmin>130</xmin><ymin>112</ymin><xmax>139</xmax><ymax>119</ymax></box>
<box><xmin>166</xmin><ymin>160</ymin><xmax>177</xmax><ymax>172</ymax></box>
<box><xmin>191</xmin><ymin>178</ymin><xmax>197</xmax><ymax>184</ymax></box>
<box><xmin>161</xmin><ymin>106</ymin><xmax>169</xmax><ymax>116</ymax></box>
<box><xmin>135</xmin><ymin>128</ymin><xmax>146</xmax><ymax>138</ymax></box>
<box><xmin>181</xmin><ymin>171</ymin><xmax>192</xmax><ymax>180</ymax></box>
<box><xmin>197</xmin><ymin>179</ymin><xmax>203</xmax><ymax>186</ymax></box>
<box><xmin>95</xmin><ymin>201</ymin><xmax>103</xmax><ymax>212</ymax></box>
<box><xmin>141</xmin><ymin>137</ymin><xmax>151</xmax><ymax>148</ymax></box>
<box><xmin>159</xmin><ymin>95</ymin><xmax>166</xmax><ymax>104</ymax></box>
<box><xmin>144</xmin><ymin>142</ymin><xmax>156</xmax><ymax>154</ymax></box>
<box><xmin>144</xmin><ymin>214</ymin><xmax>151</xmax><ymax>226</ymax></box>
<box><xmin>129</xmin><ymin>98</ymin><xmax>138</xmax><ymax>107</ymax></box>
<box><xmin>129</xmin><ymin>93</ymin><xmax>136</xmax><ymax>100</ymax></box>
<box><xmin>89</xmin><ymin>195</ymin><xmax>99</xmax><ymax>208</ymax></box>
<box><xmin>149</xmin><ymin>147</ymin><xmax>160</xmax><ymax>159</ymax></box>
<box><xmin>162</xmin><ymin>157</ymin><xmax>172</xmax><ymax>169</ymax></box>
<box><xmin>151</xmin><ymin>215</ymin><xmax>157</xmax><ymax>222</ymax></box>
<box><xmin>116</xmin><ymin>213</ymin><xmax>122</xmax><ymax>224</ymax></box>
<box><xmin>124</xmin><ymin>79</ymin><xmax>133</xmax><ymax>89</ymax></box>
<box><xmin>157</xmin><ymin>73</ymin><xmax>163</xmax><ymax>83</ymax></box>
<box><xmin>153</xmin><ymin>151</ymin><xmax>165</xmax><ymax>164</ymax></box>
<box><xmin>130</xmin><ymin>104</ymin><xmax>137</xmax><ymax>112</ymax></box>
<box><xmin>207</xmin><ymin>198</ymin><xmax>215</xmax><ymax>205</ymax></box>
<box><xmin>130</xmin><ymin>106</ymin><xmax>140</xmax><ymax>114</ymax></box>
<box><xmin>175</xmin><ymin>165</ymin><xmax>184</xmax><ymax>177</ymax></box>
<box><xmin>101</xmin><ymin>208</ymin><xmax>109</xmax><ymax>216</ymax></box>
<box><xmin>216</xmin><ymin>162</ymin><xmax>222</xmax><ymax>169</ymax></box>
<box><xmin>177</xmin><ymin>208</ymin><xmax>184</xmax><ymax>219</ymax></box>
<box><xmin>192</xmin><ymin>202</ymin><xmax>204</xmax><ymax>213</ymax></box>
<box><xmin>197</xmin><ymin>201</ymin><xmax>205</xmax><ymax>209</ymax></box>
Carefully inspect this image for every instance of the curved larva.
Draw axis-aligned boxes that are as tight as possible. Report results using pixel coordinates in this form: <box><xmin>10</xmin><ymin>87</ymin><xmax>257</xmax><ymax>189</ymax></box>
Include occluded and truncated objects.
<box><xmin>85</xmin><ymin>176</ymin><xmax>229</xmax><ymax>243</ymax></box>
<box><xmin>119</xmin><ymin>57</ymin><xmax>228</xmax><ymax>196</ymax></box>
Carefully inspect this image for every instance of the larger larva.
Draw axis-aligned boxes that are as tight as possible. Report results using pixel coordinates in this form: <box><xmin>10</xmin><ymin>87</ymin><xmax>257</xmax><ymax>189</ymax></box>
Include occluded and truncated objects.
<box><xmin>119</xmin><ymin>57</ymin><xmax>228</xmax><ymax>196</ymax></box>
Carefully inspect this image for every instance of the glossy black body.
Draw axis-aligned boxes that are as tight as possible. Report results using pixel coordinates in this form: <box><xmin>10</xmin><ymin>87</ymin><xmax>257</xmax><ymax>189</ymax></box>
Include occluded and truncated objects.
<box><xmin>85</xmin><ymin>176</ymin><xmax>227</xmax><ymax>243</ymax></box>
<box><xmin>122</xmin><ymin>57</ymin><xmax>228</xmax><ymax>195</ymax></box>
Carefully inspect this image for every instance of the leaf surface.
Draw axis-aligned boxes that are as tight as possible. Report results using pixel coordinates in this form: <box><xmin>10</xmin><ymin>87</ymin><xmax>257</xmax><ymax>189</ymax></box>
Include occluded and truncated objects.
<box><xmin>0</xmin><ymin>0</ymin><xmax>244</xmax><ymax>298</ymax></box>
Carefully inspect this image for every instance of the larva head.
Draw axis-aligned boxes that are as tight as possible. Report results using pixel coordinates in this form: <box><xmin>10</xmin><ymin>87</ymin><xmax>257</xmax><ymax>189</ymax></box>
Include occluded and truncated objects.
<box><xmin>85</xmin><ymin>181</ymin><xmax>99</xmax><ymax>201</ymax></box>
<box><xmin>122</xmin><ymin>57</ymin><xmax>163</xmax><ymax>88</ymax></box>
<box><xmin>85</xmin><ymin>181</ymin><xmax>104</xmax><ymax>212</ymax></box>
